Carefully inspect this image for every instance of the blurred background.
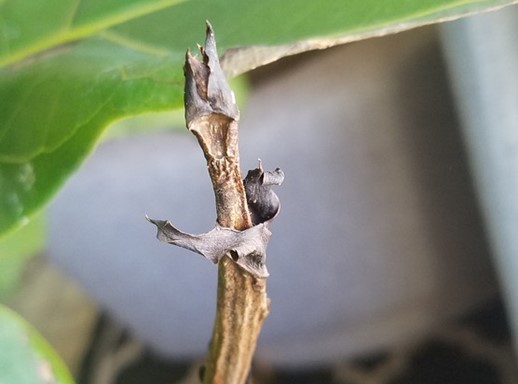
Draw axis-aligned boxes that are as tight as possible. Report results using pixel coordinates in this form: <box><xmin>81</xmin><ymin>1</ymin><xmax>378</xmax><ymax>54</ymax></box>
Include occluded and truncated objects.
<box><xmin>2</xmin><ymin>2</ymin><xmax>518</xmax><ymax>384</ymax></box>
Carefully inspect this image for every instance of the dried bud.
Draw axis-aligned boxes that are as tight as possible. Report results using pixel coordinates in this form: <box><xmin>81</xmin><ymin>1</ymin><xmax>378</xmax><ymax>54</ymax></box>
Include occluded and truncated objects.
<box><xmin>244</xmin><ymin>161</ymin><xmax>284</xmax><ymax>225</ymax></box>
<box><xmin>184</xmin><ymin>21</ymin><xmax>239</xmax><ymax>126</ymax></box>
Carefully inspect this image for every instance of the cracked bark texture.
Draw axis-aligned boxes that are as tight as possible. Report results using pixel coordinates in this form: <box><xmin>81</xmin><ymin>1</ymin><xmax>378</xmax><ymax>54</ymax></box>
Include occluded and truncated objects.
<box><xmin>185</xmin><ymin>23</ymin><xmax>270</xmax><ymax>384</ymax></box>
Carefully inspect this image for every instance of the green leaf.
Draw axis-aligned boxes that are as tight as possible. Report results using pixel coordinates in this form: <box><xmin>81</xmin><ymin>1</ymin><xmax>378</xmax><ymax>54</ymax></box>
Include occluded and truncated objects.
<box><xmin>0</xmin><ymin>214</ymin><xmax>46</xmax><ymax>299</ymax></box>
<box><xmin>1</xmin><ymin>0</ymin><xmax>517</xmax><ymax>236</ymax></box>
<box><xmin>0</xmin><ymin>305</ymin><xmax>75</xmax><ymax>384</ymax></box>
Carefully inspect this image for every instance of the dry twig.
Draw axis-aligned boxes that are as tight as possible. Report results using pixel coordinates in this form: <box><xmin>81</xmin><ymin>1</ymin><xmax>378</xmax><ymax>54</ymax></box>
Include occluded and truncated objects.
<box><xmin>148</xmin><ymin>22</ymin><xmax>283</xmax><ymax>384</ymax></box>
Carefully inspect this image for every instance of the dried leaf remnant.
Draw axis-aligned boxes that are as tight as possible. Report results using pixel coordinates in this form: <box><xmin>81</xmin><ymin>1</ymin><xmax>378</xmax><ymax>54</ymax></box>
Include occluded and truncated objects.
<box><xmin>147</xmin><ymin>161</ymin><xmax>283</xmax><ymax>278</ymax></box>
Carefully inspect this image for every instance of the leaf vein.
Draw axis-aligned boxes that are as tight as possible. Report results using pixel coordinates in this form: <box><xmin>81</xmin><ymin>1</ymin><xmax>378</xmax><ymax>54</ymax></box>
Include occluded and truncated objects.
<box><xmin>0</xmin><ymin>0</ymin><xmax>187</xmax><ymax>69</ymax></box>
<box><xmin>99</xmin><ymin>30</ymin><xmax>171</xmax><ymax>58</ymax></box>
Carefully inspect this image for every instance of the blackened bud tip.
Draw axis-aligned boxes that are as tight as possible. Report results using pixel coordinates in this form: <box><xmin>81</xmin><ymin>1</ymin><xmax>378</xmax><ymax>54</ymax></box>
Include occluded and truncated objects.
<box><xmin>205</xmin><ymin>20</ymin><xmax>214</xmax><ymax>35</ymax></box>
<box><xmin>184</xmin><ymin>22</ymin><xmax>239</xmax><ymax>124</ymax></box>
<box><xmin>184</xmin><ymin>49</ymin><xmax>196</xmax><ymax>71</ymax></box>
<box><xmin>204</xmin><ymin>23</ymin><xmax>217</xmax><ymax>54</ymax></box>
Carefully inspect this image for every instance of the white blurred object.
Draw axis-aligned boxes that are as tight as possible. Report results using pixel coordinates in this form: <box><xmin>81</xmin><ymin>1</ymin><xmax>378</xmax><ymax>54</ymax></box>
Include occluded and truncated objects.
<box><xmin>49</xmin><ymin>27</ymin><xmax>496</xmax><ymax>367</ymax></box>
<box><xmin>441</xmin><ymin>4</ymin><xmax>518</xmax><ymax>355</ymax></box>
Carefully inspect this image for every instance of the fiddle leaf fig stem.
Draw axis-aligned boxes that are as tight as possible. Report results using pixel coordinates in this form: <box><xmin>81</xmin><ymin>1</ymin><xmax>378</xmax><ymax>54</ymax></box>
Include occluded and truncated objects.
<box><xmin>148</xmin><ymin>22</ymin><xmax>283</xmax><ymax>384</ymax></box>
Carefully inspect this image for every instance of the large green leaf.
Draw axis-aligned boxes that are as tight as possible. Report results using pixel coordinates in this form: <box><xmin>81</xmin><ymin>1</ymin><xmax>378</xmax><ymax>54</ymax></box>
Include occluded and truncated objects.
<box><xmin>1</xmin><ymin>0</ymin><xmax>517</xmax><ymax>236</ymax></box>
<box><xmin>0</xmin><ymin>305</ymin><xmax>74</xmax><ymax>384</ymax></box>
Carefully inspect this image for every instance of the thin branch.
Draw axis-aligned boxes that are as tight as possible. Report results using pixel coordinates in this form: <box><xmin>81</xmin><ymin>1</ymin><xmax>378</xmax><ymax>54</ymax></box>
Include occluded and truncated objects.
<box><xmin>184</xmin><ymin>23</ymin><xmax>269</xmax><ymax>384</ymax></box>
<box><xmin>148</xmin><ymin>21</ymin><xmax>282</xmax><ymax>383</ymax></box>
